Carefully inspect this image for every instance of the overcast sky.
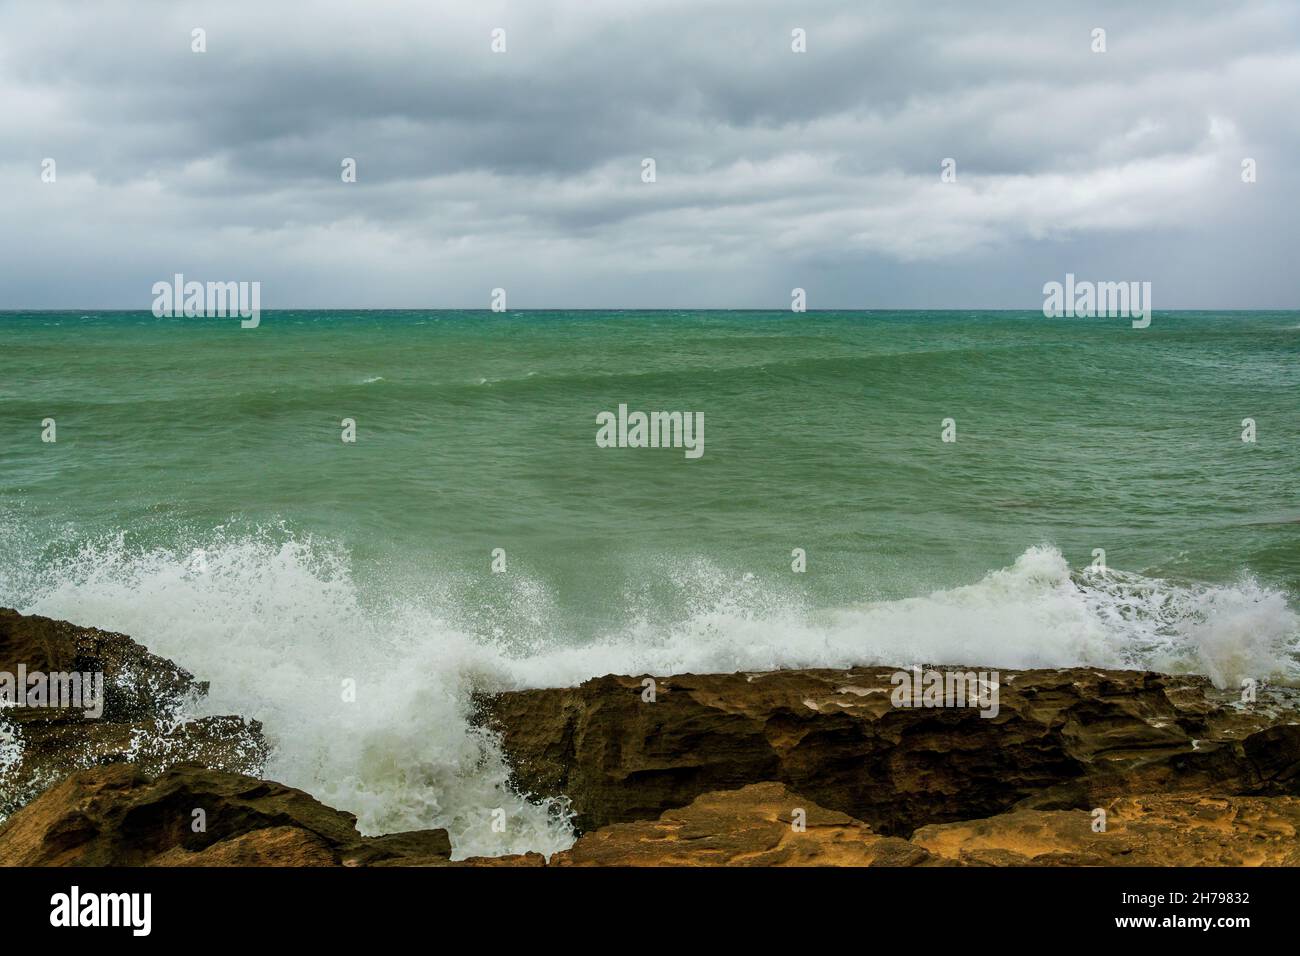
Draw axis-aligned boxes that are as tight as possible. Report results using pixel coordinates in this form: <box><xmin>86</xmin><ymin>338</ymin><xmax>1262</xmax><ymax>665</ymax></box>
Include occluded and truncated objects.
<box><xmin>1</xmin><ymin>0</ymin><xmax>1297</xmax><ymax>309</ymax></box>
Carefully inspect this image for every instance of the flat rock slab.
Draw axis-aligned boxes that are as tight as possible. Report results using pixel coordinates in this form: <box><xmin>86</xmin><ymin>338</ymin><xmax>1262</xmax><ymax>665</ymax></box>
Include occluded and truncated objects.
<box><xmin>913</xmin><ymin>794</ymin><xmax>1300</xmax><ymax>866</ymax></box>
<box><xmin>550</xmin><ymin>781</ymin><xmax>928</xmax><ymax>866</ymax></box>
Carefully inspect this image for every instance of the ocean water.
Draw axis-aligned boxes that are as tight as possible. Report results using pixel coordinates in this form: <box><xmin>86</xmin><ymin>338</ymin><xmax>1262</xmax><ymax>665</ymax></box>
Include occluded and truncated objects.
<box><xmin>1</xmin><ymin>309</ymin><xmax>1297</xmax><ymax>857</ymax></box>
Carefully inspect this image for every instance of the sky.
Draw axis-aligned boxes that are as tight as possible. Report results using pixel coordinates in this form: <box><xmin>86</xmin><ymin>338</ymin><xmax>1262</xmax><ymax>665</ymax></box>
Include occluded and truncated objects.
<box><xmin>1</xmin><ymin>0</ymin><xmax>1297</xmax><ymax>309</ymax></box>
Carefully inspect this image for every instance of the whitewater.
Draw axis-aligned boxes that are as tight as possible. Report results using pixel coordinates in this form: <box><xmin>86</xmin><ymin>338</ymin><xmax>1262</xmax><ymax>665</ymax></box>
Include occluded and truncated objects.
<box><xmin>2</xmin><ymin>529</ymin><xmax>1296</xmax><ymax>859</ymax></box>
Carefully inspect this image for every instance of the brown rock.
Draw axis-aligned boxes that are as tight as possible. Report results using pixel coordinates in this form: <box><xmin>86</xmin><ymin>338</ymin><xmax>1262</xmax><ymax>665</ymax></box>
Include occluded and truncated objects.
<box><xmin>0</xmin><ymin>763</ymin><xmax>453</xmax><ymax>867</ymax></box>
<box><xmin>476</xmin><ymin>667</ymin><xmax>1300</xmax><ymax>834</ymax></box>
<box><xmin>912</xmin><ymin>793</ymin><xmax>1300</xmax><ymax>866</ymax></box>
<box><xmin>10</xmin><ymin>608</ymin><xmax>1300</xmax><ymax>868</ymax></box>
<box><xmin>0</xmin><ymin>608</ymin><xmax>266</xmax><ymax>820</ymax></box>
<box><xmin>550</xmin><ymin>781</ymin><xmax>929</xmax><ymax>866</ymax></box>
<box><xmin>456</xmin><ymin>851</ymin><xmax>548</xmax><ymax>867</ymax></box>
<box><xmin>1015</xmin><ymin>723</ymin><xmax>1300</xmax><ymax>812</ymax></box>
<box><xmin>0</xmin><ymin>607</ymin><xmax>200</xmax><ymax>720</ymax></box>
<box><xmin>150</xmin><ymin>826</ymin><xmax>340</xmax><ymax>867</ymax></box>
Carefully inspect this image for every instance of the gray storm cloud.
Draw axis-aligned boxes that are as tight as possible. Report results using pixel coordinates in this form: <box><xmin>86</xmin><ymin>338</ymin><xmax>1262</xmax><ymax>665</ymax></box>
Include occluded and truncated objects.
<box><xmin>0</xmin><ymin>0</ymin><xmax>1296</xmax><ymax>308</ymax></box>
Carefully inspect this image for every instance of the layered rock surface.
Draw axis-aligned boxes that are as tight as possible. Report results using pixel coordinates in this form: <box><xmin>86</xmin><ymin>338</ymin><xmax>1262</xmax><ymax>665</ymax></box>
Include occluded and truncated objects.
<box><xmin>475</xmin><ymin>667</ymin><xmax>1300</xmax><ymax>835</ymax></box>
<box><xmin>543</xmin><ymin>783</ymin><xmax>1300</xmax><ymax>867</ymax></box>
<box><xmin>549</xmin><ymin>781</ymin><xmax>928</xmax><ymax>866</ymax></box>
<box><xmin>912</xmin><ymin>794</ymin><xmax>1300</xmax><ymax>866</ymax></box>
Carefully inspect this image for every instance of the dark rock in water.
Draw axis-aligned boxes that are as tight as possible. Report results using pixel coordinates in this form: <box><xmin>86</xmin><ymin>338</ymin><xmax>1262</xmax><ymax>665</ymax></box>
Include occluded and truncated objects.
<box><xmin>0</xmin><ymin>608</ymin><xmax>266</xmax><ymax>819</ymax></box>
<box><xmin>0</xmin><ymin>763</ymin><xmax>452</xmax><ymax>866</ymax></box>
<box><xmin>0</xmin><ymin>606</ymin><xmax>200</xmax><ymax>720</ymax></box>
<box><xmin>475</xmin><ymin>667</ymin><xmax>1300</xmax><ymax>835</ymax></box>
<box><xmin>1015</xmin><ymin>722</ymin><xmax>1300</xmax><ymax>812</ymax></box>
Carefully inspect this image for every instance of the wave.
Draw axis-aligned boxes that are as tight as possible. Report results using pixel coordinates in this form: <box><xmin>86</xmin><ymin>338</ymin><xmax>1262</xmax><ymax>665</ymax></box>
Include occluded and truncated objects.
<box><xmin>1</xmin><ymin>525</ymin><xmax>1296</xmax><ymax>857</ymax></box>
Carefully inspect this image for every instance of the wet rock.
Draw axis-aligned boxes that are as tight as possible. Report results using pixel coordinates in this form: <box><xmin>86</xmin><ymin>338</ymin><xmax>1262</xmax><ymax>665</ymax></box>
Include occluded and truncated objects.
<box><xmin>1014</xmin><ymin>723</ymin><xmax>1300</xmax><ymax>812</ymax></box>
<box><xmin>458</xmin><ymin>851</ymin><xmax>548</xmax><ymax>867</ymax></box>
<box><xmin>0</xmin><ymin>606</ymin><xmax>199</xmax><ymax>721</ymax></box>
<box><xmin>0</xmin><ymin>763</ymin><xmax>453</xmax><ymax>867</ymax></box>
<box><xmin>477</xmin><ymin>667</ymin><xmax>1300</xmax><ymax>834</ymax></box>
<box><xmin>0</xmin><ymin>608</ymin><xmax>266</xmax><ymax>819</ymax></box>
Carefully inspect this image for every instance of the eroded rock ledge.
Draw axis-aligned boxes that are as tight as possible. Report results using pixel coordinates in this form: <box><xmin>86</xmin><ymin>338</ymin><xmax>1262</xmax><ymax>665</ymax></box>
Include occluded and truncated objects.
<box><xmin>474</xmin><ymin>668</ymin><xmax>1300</xmax><ymax>836</ymax></box>
<box><xmin>3</xmin><ymin>609</ymin><xmax>1299</xmax><ymax>866</ymax></box>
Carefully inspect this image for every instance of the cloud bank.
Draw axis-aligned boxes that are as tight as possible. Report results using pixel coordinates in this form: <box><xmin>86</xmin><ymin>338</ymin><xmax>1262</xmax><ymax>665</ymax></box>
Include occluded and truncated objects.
<box><xmin>1</xmin><ymin>0</ymin><xmax>1297</xmax><ymax>308</ymax></box>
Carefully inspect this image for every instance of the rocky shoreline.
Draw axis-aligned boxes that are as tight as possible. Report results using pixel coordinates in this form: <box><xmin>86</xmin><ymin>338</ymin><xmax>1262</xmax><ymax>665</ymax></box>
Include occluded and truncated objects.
<box><xmin>2</xmin><ymin>607</ymin><xmax>1298</xmax><ymax>866</ymax></box>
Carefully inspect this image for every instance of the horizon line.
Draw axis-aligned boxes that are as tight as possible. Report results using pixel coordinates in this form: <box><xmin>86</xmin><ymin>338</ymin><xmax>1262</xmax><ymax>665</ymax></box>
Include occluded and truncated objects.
<box><xmin>2</xmin><ymin>307</ymin><xmax>1297</xmax><ymax>314</ymax></box>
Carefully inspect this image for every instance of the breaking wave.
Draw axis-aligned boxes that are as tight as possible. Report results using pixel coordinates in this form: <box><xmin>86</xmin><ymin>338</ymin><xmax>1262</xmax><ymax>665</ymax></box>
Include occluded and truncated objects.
<box><xmin>2</xmin><ymin>524</ymin><xmax>1297</xmax><ymax>857</ymax></box>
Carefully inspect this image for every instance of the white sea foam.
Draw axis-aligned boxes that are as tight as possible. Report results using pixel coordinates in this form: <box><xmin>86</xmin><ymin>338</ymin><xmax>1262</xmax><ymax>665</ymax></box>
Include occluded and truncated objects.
<box><xmin>4</xmin><ymin>532</ymin><xmax>1297</xmax><ymax>857</ymax></box>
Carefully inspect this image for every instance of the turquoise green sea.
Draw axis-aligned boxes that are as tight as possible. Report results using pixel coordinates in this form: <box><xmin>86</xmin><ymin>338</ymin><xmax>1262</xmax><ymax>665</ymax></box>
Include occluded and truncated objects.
<box><xmin>1</xmin><ymin>309</ymin><xmax>1297</xmax><ymax>855</ymax></box>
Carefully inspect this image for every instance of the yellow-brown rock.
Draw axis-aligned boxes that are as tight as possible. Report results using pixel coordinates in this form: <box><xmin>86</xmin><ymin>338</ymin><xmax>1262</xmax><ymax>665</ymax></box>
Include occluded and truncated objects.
<box><xmin>912</xmin><ymin>794</ymin><xmax>1300</xmax><ymax>866</ymax></box>
<box><xmin>550</xmin><ymin>782</ymin><xmax>929</xmax><ymax>866</ymax></box>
